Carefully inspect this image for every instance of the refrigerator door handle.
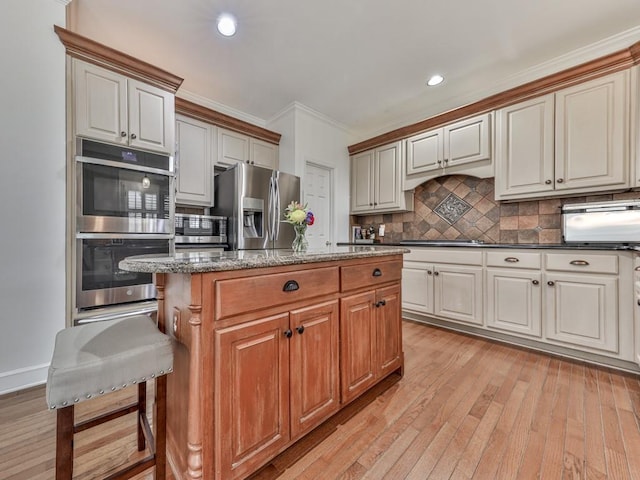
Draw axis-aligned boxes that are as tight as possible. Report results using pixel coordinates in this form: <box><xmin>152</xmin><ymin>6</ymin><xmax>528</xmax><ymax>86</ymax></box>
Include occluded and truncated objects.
<box><xmin>268</xmin><ymin>176</ymin><xmax>275</xmax><ymax>241</ymax></box>
<box><xmin>274</xmin><ymin>177</ymin><xmax>281</xmax><ymax>240</ymax></box>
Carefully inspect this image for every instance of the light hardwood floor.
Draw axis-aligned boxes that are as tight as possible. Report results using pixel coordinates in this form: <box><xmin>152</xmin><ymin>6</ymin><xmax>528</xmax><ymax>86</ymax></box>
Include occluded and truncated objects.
<box><xmin>2</xmin><ymin>321</ymin><xmax>640</xmax><ymax>479</ymax></box>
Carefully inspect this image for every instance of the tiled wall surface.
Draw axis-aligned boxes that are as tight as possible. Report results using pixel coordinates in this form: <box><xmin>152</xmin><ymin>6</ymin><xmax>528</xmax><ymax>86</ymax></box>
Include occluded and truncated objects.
<box><xmin>354</xmin><ymin>175</ymin><xmax>640</xmax><ymax>244</ymax></box>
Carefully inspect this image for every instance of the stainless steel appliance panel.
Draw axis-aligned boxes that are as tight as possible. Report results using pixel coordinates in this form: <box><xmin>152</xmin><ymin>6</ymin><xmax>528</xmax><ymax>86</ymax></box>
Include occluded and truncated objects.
<box><xmin>75</xmin><ymin>139</ymin><xmax>174</xmax><ymax>234</ymax></box>
<box><xmin>76</xmin><ymin>235</ymin><xmax>170</xmax><ymax>310</ymax></box>
<box><xmin>214</xmin><ymin>163</ymin><xmax>301</xmax><ymax>250</ymax></box>
<box><xmin>272</xmin><ymin>170</ymin><xmax>301</xmax><ymax>249</ymax></box>
<box><xmin>562</xmin><ymin>200</ymin><xmax>640</xmax><ymax>243</ymax></box>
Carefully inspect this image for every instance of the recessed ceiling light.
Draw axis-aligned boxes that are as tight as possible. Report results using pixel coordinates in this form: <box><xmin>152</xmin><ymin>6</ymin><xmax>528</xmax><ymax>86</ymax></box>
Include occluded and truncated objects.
<box><xmin>427</xmin><ymin>74</ymin><xmax>444</xmax><ymax>86</ymax></box>
<box><xmin>217</xmin><ymin>13</ymin><xmax>237</xmax><ymax>37</ymax></box>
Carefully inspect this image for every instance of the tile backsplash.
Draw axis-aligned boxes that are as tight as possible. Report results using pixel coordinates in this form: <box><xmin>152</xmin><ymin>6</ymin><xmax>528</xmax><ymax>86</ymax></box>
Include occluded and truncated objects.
<box><xmin>354</xmin><ymin>175</ymin><xmax>640</xmax><ymax>244</ymax></box>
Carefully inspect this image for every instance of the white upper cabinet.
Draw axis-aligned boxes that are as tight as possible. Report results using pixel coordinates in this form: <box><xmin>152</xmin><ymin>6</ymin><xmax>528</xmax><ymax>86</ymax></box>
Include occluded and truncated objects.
<box><xmin>495</xmin><ymin>94</ymin><xmax>555</xmax><ymax>197</ymax></box>
<box><xmin>217</xmin><ymin>128</ymin><xmax>278</xmax><ymax>169</ymax></box>
<box><xmin>495</xmin><ymin>70</ymin><xmax>630</xmax><ymax>200</ymax></box>
<box><xmin>175</xmin><ymin>115</ymin><xmax>215</xmax><ymax>206</ymax></box>
<box><xmin>404</xmin><ymin>113</ymin><xmax>492</xmax><ymax>190</ymax></box>
<box><xmin>217</xmin><ymin>128</ymin><xmax>249</xmax><ymax>167</ymax></box>
<box><xmin>445</xmin><ymin>113</ymin><xmax>492</xmax><ymax>168</ymax></box>
<box><xmin>249</xmin><ymin>138</ymin><xmax>278</xmax><ymax>170</ymax></box>
<box><xmin>350</xmin><ymin>141</ymin><xmax>413</xmax><ymax>214</ymax></box>
<box><xmin>73</xmin><ymin>59</ymin><xmax>174</xmax><ymax>154</ymax></box>
<box><xmin>555</xmin><ymin>72</ymin><xmax>628</xmax><ymax>191</ymax></box>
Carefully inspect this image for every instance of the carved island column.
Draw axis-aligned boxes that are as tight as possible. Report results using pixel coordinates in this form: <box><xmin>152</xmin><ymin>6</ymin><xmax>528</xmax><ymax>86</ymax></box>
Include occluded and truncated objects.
<box><xmin>186</xmin><ymin>275</ymin><xmax>203</xmax><ymax>480</ymax></box>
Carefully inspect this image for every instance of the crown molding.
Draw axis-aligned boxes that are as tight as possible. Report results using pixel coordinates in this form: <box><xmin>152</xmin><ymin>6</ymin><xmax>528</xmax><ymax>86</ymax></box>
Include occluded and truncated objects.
<box><xmin>177</xmin><ymin>89</ymin><xmax>267</xmax><ymax>128</ymax></box>
<box><xmin>54</xmin><ymin>25</ymin><xmax>183</xmax><ymax>93</ymax></box>
<box><xmin>175</xmin><ymin>97</ymin><xmax>281</xmax><ymax>145</ymax></box>
<box><xmin>269</xmin><ymin>101</ymin><xmax>353</xmax><ymax>135</ymax></box>
<box><xmin>348</xmin><ymin>38</ymin><xmax>640</xmax><ymax>155</ymax></box>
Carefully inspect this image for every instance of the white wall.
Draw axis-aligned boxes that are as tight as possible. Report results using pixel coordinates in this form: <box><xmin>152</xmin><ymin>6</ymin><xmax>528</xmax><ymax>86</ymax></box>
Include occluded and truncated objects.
<box><xmin>0</xmin><ymin>0</ymin><xmax>67</xmax><ymax>394</ymax></box>
<box><xmin>268</xmin><ymin>103</ymin><xmax>355</xmax><ymax>243</ymax></box>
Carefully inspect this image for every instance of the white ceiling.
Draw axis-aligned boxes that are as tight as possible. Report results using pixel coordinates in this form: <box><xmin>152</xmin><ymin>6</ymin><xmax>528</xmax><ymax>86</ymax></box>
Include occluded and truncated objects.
<box><xmin>70</xmin><ymin>0</ymin><xmax>640</xmax><ymax>140</ymax></box>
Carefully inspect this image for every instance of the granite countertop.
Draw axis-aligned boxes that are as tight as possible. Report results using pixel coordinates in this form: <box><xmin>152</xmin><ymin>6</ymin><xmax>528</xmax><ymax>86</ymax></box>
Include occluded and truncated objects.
<box><xmin>341</xmin><ymin>241</ymin><xmax>640</xmax><ymax>251</ymax></box>
<box><xmin>119</xmin><ymin>245</ymin><xmax>409</xmax><ymax>274</ymax></box>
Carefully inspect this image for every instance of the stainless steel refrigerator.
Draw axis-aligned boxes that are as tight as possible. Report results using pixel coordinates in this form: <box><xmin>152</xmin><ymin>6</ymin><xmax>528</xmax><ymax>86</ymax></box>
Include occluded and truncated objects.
<box><xmin>213</xmin><ymin>163</ymin><xmax>301</xmax><ymax>250</ymax></box>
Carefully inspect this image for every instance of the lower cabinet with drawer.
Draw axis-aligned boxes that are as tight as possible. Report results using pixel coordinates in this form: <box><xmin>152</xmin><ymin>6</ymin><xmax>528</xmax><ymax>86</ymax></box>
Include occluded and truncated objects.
<box><xmin>543</xmin><ymin>252</ymin><xmax>620</xmax><ymax>354</ymax></box>
<box><xmin>486</xmin><ymin>251</ymin><xmax>543</xmax><ymax>338</ymax></box>
<box><xmin>160</xmin><ymin>254</ymin><xmax>405</xmax><ymax>480</ymax></box>
<box><xmin>403</xmin><ymin>247</ymin><xmax>635</xmax><ymax>368</ymax></box>
<box><xmin>402</xmin><ymin>248</ymin><xmax>484</xmax><ymax>326</ymax></box>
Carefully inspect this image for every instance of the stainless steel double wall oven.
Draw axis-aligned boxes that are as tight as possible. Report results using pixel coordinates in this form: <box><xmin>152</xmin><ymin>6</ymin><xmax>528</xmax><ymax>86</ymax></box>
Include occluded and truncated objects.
<box><xmin>73</xmin><ymin>139</ymin><xmax>174</xmax><ymax>324</ymax></box>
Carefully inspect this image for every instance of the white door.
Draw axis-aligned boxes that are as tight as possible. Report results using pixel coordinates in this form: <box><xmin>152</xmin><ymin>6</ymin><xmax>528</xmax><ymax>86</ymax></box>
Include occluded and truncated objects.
<box><xmin>304</xmin><ymin>162</ymin><xmax>333</xmax><ymax>249</ymax></box>
<box><xmin>434</xmin><ymin>264</ymin><xmax>483</xmax><ymax>325</ymax></box>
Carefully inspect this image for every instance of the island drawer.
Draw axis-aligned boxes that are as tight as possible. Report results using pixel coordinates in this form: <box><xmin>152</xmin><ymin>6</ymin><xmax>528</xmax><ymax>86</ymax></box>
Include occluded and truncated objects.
<box><xmin>486</xmin><ymin>251</ymin><xmax>541</xmax><ymax>269</ymax></box>
<box><xmin>215</xmin><ymin>266</ymin><xmax>340</xmax><ymax>319</ymax></box>
<box><xmin>545</xmin><ymin>252</ymin><xmax>618</xmax><ymax>274</ymax></box>
<box><xmin>341</xmin><ymin>260</ymin><xmax>402</xmax><ymax>292</ymax></box>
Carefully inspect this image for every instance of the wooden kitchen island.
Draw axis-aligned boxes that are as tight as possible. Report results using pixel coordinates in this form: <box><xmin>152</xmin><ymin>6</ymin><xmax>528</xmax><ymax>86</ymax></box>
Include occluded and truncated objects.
<box><xmin>120</xmin><ymin>246</ymin><xmax>407</xmax><ymax>480</ymax></box>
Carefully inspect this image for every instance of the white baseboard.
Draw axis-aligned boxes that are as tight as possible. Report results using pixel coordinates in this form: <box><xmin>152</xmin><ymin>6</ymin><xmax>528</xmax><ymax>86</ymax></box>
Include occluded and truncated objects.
<box><xmin>0</xmin><ymin>363</ymin><xmax>49</xmax><ymax>395</ymax></box>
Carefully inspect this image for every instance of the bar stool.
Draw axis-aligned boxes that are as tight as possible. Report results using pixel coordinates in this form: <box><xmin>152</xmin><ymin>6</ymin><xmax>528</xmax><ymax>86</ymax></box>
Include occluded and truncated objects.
<box><xmin>46</xmin><ymin>315</ymin><xmax>174</xmax><ymax>479</ymax></box>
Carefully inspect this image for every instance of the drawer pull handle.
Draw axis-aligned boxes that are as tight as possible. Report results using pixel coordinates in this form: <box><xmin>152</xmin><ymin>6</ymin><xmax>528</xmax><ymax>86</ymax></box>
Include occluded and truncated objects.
<box><xmin>296</xmin><ymin>325</ymin><xmax>305</xmax><ymax>335</ymax></box>
<box><xmin>283</xmin><ymin>280</ymin><xmax>299</xmax><ymax>292</ymax></box>
<box><xmin>284</xmin><ymin>329</ymin><xmax>293</xmax><ymax>338</ymax></box>
<box><xmin>504</xmin><ymin>257</ymin><xmax>519</xmax><ymax>263</ymax></box>
<box><xmin>569</xmin><ymin>260</ymin><xmax>589</xmax><ymax>266</ymax></box>
<box><xmin>372</xmin><ymin>268</ymin><xmax>382</xmax><ymax>277</ymax></box>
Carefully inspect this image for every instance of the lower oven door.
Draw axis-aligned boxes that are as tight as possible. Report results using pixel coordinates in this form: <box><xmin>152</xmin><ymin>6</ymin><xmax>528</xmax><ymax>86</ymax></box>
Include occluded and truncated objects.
<box><xmin>76</xmin><ymin>235</ymin><xmax>170</xmax><ymax>310</ymax></box>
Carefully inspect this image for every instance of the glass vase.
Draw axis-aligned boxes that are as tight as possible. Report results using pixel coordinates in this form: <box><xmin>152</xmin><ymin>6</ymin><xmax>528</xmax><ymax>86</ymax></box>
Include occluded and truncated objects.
<box><xmin>292</xmin><ymin>224</ymin><xmax>308</xmax><ymax>252</ymax></box>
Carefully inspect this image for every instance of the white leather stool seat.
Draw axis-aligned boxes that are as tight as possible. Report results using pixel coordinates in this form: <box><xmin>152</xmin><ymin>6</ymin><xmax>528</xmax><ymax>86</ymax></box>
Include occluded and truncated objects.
<box><xmin>46</xmin><ymin>315</ymin><xmax>174</xmax><ymax>409</ymax></box>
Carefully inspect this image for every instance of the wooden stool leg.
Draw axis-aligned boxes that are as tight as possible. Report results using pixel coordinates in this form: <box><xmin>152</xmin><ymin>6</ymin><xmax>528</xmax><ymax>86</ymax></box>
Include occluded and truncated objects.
<box><xmin>137</xmin><ymin>382</ymin><xmax>147</xmax><ymax>451</ymax></box>
<box><xmin>56</xmin><ymin>406</ymin><xmax>74</xmax><ymax>480</ymax></box>
<box><xmin>155</xmin><ymin>375</ymin><xmax>167</xmax><ymax>479</ymax></box>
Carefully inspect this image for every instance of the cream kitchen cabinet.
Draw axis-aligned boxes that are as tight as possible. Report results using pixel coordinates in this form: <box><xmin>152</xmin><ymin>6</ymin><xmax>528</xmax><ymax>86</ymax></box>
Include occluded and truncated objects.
<box><xmin>485</xmin><ymin>251</ymin><xmax>543</xmax><ymax>338</ymax></box>
<box><xmin>217</xmin><ymin>128</ymin><xmax>278</xmax><ymax>169</ymax></box>
<box><xmin>495</xmin><ymin>70</ymin><xmax>630</xmax><ymax>200</ymax></box>
<box><xmin>73</xmin><ymin>59</ymin><xmax>174</xmax><ymax>154</ymax></box>
<box><xmin>404</xmin><ymin>113</ymin><xmax>492</xmax><ymax>190</ymax></box>
<box><xmin>544</xmin><ymin>252</ymin><xmax>620</xmax><ymax>355</ymax></box>
<box><xmin>402</xmin><ymin>248</ymin><xmax>483</xmax><ymax>326</ymax></box>
<box><xmin>350</xmin><ymin>141</ymin><xmax>413</xmax><ymax>214</ymax></box>
<box><xmin>175</xmin><ymin>115</ymin><xmax>215</xmax><ymax>206</ymax></box>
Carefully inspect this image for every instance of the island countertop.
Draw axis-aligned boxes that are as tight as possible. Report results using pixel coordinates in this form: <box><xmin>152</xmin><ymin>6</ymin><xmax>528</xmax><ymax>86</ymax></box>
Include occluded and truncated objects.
<box><xmin>119</xmin><ymin>245</ymin><xmax>409</xmax><ymax>274</ymax></box>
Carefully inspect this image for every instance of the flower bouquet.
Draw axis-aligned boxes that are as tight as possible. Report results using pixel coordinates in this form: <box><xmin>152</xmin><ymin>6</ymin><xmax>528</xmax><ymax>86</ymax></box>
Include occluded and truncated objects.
<box><xmin>283</xmin><ymin>201</ymin><xmax>314</xmax><ymax>252</ymax></box>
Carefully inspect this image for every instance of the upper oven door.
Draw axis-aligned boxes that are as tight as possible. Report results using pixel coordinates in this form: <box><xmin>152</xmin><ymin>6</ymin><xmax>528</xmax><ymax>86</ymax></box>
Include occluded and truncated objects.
<box><xmin>77</xmin><ymin>157</ymin><xmax>173</xmax><ymax>234</ymax></box>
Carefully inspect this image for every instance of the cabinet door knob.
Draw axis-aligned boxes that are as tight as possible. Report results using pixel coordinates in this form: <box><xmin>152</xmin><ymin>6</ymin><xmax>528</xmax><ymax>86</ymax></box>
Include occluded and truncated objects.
<box><xmin>556</xmin><ymin>178</ymin><xmax>564</xmax><ymax>183</ymax></box>
<box><xmin>284</xmin><ymin>329</ymin><xmax>293</xmax><ymax>338</ymax></box>
<box><xmin>130</xmin><ymin>133</ymin><xmax>137</xmax><ymax>139</ymax></box>
<box><xmin>434</xmin><ymin>271</ymin><xmax>439</xmax><ymax>276</ymax></box>
<box><xmin>379</xmin><ymin>299</ymin><xmax>386</xmax><ymax>307</ymax></box>
<box><xmin>296</xmin><ymin>325</ymin><xmax>305</xmax><ymax>335</ymax></box>
<box><xmin>283</xmin><ymin>280</ymin><xmax>299</xmax><ymax>292</ymax></box>
<box><xmin>437</xmin><ymin>160</ymin><xmax>442</xmax><ymax>164</ymax></box>
<box><xmin>532</xmin><ymin>280</ymin><xmax>539</xmax><ymax>285</ymax></box>
<box><xmin>443</xmin><ymin>159</ymin><xmax>448</xmax><ymax>163</ymax></box>
<box><xmin>120</xmin><ymin>131</ymin><xmax>127</xmax><ymax>137</ymax></box>
<box><xmin>545</xmin><ymin>179</ymin><xmax>552</xmax><ymax>185</ymax></box>
<box><xmin>547</xmin><ymin>281</ymin><xmax>555</xmax><ymax>286</ymax></box>
<box><xmin>372</xmin><ymin>268</ymin><xmax>382</xmax><ymax>277</ymax></box>
<box><xmin>427</xmin><ymin>270</ymin><xmax>432</xmax><ymax>275</ymax></box>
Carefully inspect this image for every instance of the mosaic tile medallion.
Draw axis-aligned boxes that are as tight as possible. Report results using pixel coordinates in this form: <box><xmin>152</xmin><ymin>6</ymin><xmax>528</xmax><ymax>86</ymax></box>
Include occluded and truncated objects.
<box><xmin>434</xmin><ymin>193</ymin><xmax>472</xmax><ymax>225</ymax></box>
